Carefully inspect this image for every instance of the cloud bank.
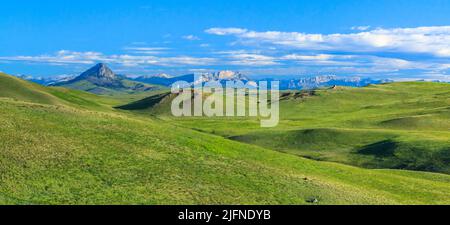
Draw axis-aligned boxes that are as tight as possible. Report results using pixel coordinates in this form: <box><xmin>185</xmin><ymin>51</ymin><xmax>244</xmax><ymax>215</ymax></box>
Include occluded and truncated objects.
<box><xmin>0</xmin><ymin>50</ymin><xmax>217</xmax><ymax>67</ymax></box>
<box><xmin>206</xmin><ymin>26</ymin><xmax>450</xmax><ymax>57</ymax></box>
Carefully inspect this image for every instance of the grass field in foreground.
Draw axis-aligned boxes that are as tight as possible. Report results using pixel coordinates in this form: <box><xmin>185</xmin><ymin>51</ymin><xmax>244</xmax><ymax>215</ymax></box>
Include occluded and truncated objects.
<box><xmin>0</xmin><ymin>72</ymin><xmax>449</xmax><ymax>204</ymax></box>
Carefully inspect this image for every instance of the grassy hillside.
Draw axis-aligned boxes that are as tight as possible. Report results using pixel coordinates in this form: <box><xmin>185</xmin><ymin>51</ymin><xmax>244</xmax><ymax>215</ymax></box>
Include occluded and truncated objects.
<box><xmin>1</xmin><ymin>73</ymin><xmax>450</xmax><ymax>204</ymax></box>
<box><xmin>0</xmin><ymin>73</ymin><xmax>123</xmax><ymax>109</ymax></box>
<box><xmin>0</xmin><ymin>73</ymin><xmax>167</xmax><ymax>110</ymax></box>
<box><xmin>123</xmin><ymin>82</ymin><xmax>450</xmax><ymax>174</ymax></box>
<box><xmin>0</xmin><ymin>72</ymin><xmax>61</xmax><ymax>105</ymax></box>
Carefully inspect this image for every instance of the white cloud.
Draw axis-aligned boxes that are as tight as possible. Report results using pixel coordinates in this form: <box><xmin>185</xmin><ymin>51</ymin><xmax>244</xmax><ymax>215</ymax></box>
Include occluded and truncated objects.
<box><xmin>229</xmin><ymin>54</ymin><xmax>279</xmax><ymax>66</ymax></box>
<box><xmin>0</xmin><ymin>50</ymin><xmax>217</xmax><ymax>67</ymax></box>
<box><xmin>123</xmin><ymin>47</ymin><xmax>170</xmax><ymax>55</ymax></box>
<box><xmin>215</xmin><ymin>50</ymin><xmax>278</xmax><ymax>66</ymax></box>
<box><xmin>206</xmin><ymin>26</ymin><xmax>450</xmax><ymax>57</ymax></box>
<box><xmin>130</xmin><ymin>42</ymin><xmax>148</xmax><ymax>45</ymax></box>
<box><xmin>280</xmin><ymin>54</ymin><xmax>358</xmax><ymax>67</ymax></box>
<box><xmin>281</xmin><ymin>54</ymin><xmax>342</xmax><ymax>61</ymax></box>
<box><xmin>124</xmin><ymin>47</ymin><xmax>170</xmax><ymax>51</ymax></box>
<box><xmin>0</xmin><ymin>50</ymin><xmax>103</xmax><ymax>65</ymax></box>
<box><xmin>351</xmin><ymin>26</ymin><xmax>371</xmax><ymax>31</ymax></box>
<box><xmin>277</xmin><ymin>53</ymin><xmax>442</xmax><ymax>74</ymax></box>
<box><xmin>182</xmin><ymin>35</ymin><xmax>200</xmax><ymax>41</ymax></box>
<box><xmin>205</xmin><ymin>27</ymin><xmax>248</xmax><ymax>35</ymax></box>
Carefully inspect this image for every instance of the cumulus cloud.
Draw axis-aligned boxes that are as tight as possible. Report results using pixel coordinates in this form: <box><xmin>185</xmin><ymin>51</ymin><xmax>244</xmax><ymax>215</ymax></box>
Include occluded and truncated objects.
<box><xmin>280</xmin><ymin>53</ymin><xmax>437</xmax><ymax>71</ymax></box>
<box><xmin>228</xmin><ymin>54</ymin><xmax>279</xmax><ymax>66</ymax></box>
<box><xmin>0</xmin><ymin>50</ymin><xmax>103</xmax><ymax>65</ymax></box>
<box><xmin>216</xmin><ymin>49</ymin><xmax>430</xmax><ymax>71</ymax></box>
<box><xmin>0</xmin><ymin>50</ymin><xmax>217</xmax><ymax>67</ymax></box>
<box><xmin>206</xmin><ymin>26</ymin><xmax>450</xmax><ymax>57</ymax></box>
<box><xmin>214</xmin><ymin>50</ymin><xmax>278</xmax><ymax>66</ymax></box>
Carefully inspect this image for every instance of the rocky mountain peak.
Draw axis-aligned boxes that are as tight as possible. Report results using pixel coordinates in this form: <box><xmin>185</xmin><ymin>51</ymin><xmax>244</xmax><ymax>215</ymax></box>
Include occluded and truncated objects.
<box><xmin>79</xmin><ymin>63</ymin><xmax>116</xmax><ymax>80</ymax></box>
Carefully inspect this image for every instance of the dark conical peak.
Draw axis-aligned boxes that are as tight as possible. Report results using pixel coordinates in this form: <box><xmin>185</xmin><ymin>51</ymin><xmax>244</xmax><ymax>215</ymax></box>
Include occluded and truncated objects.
<box><xmin>94</xmin><ymin>63</ymin><xmax>107</xmax><ymax>69</ymax></box>
<box><xmin>78</xmin><ymin>63</ymin><xmax>116</xmax><ymax>80</ymax></box>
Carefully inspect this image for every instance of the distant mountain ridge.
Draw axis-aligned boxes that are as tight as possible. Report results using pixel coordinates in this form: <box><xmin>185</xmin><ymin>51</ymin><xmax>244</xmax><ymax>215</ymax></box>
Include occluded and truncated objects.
<box><xmin>258</xmin><ymin>75</ymin><xmax>393</xmax><ymax>90</ymax></box>
<box><xmin>134</xmin><ymin>70</ymin><xmax>250</xmax><ymax>87</ymax></box>
<box><xmin>53</xmin><ymin>63</ymin><xmax>158</xmax><ymax>95</ymax></box>
<box><xmin>134</xmin><ymin>73</ymin><xmax>194</xmax><ymax>87</ymax></box>
<box><xmin>281</xmin><ymin>75</ymin><xmax>393</xmax><ymax>90</ymax></box>
<box><xmin>17</xmin><ymin>67</ymin><xmax>429</xmax><ymax>91</ymax></box>
<box><xmin>16</xmin><ymin>74</ymin><xmax>75</xmax><ymax>86</ymax></box>
<box><xmin>133</xmin><ymin>72</ymin><xmax>391</xmax><ymax>90</ymax></box>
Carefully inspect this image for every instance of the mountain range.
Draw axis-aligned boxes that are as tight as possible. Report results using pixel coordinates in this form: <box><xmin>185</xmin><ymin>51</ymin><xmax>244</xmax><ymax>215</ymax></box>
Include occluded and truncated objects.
<box><xmin>133</xmin><ymin>73</ymin><xmax>194</xmax><ymax>87</ymax></box>
<box><xmin>133</xmin><ymin>70</ymin><xmax>250</xmax><ymax>87</ymax></box>
<box><xmin>16</xmin><ymin>63</ymin><xmax>427</xmax><ymax>91</ymax></box>
<box><xmin>16</xmin><ymin>74</ymin><xmax>74</xmax><ymax>86</ymax></box>
<box><xmin>133</xmin><ymin>72</ymin><xmax>391</xmax><ymax>90</ymax></box>
<box><xmin>276</xmin><ymin>75</ymin><xmax>394</xmax><ymax>90</ymax></box>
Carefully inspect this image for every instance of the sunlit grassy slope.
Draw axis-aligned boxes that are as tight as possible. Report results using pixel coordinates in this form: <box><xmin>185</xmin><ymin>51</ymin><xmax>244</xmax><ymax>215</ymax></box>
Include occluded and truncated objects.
<box><xmin>125</xmin><ymin>82</ymin><xmax>450</xmax><ymax>174</ymax></box>
<box><xmin>0</xmin><ymin>73</ymin><xmax>122</xmax><ymax>109</ymax></box>
<box><xmin>0</xmin><ymin>73</ymin><xmax>449</xmax><ymax>204</ymax></box>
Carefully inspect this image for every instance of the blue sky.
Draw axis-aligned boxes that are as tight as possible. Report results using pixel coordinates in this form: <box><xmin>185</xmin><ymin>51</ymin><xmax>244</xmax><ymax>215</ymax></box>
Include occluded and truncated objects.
<box><xmin>1</xmin><ymin>0</ymin><xmax>450</xmax><ymax>81</ymax></box>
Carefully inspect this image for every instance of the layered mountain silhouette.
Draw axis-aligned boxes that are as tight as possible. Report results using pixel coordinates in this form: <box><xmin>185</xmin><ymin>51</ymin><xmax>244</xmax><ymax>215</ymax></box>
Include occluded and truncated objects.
<box><xmin>51</xmin><ymin>64</ymin><xmax>394</xmax><ymax>94</ymax></box>
<box><xmin>284</xmin><ymin>75</ymin><xmax>393</xmax><ymax>90</ymax></box>
<box><xmin>258</xmin><ymin>75</ymin><xmax>393</xmax><ymax>90</ymax></box>
<box><xmin>133</xmin><ymin>72</ymin><xmax>391</xmax><ymax>90</ymax></box>
<box><xmin>134</xmin><ymin>70</ymin><xmax>253</xmax><ymax>87</ymax></box>
<box><xmin>53</xmin><ymin>63</ymin><xmax>158</xmax><ymax>95</ymax></box>
<box><xmin>134</xmin><ymin>73</ymin><xmax>194</xmax><ymax>87</ymax></box>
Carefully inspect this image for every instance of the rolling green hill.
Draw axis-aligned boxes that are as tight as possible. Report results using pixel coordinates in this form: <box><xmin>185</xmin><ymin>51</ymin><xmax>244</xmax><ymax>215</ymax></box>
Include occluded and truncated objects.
<box><xmin>0</xmin><ymin>72</ymin><xmax>449</xmax><ymax>204</ymax></box>
<box><xmin>0</xmin><ymin>72</ymin><xmax>61</xmax><ymax>105</ymax></box>
<box><xmin>120</xmin><ymin>82</ymin><xmax>450</xmax><ymax>174</ymax></box>
<box><xmin>0</xmin><ymin>72</ymin><xmax>122</xmax><ymax>110</ymax></box>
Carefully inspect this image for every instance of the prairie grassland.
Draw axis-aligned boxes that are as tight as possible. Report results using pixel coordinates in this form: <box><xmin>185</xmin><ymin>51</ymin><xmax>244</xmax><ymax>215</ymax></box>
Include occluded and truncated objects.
<box><xmin>137</xmin><ymin>82</ymin><xmax>450</xmax><ymax>174</ymax></box>
<box><xmin>0</xmin><ymin>73</ymin><xmax>449</xmax><ymax>204</ymax></box>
